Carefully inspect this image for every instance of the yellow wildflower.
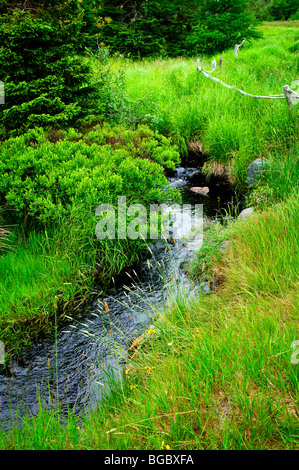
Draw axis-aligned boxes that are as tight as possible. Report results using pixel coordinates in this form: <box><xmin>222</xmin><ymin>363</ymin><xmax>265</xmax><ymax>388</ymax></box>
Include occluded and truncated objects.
<box><xmin>147</xmin><ymin>328</ymin><xmax>156</xmax><ymax>335</ymax></box>
<box><xmin>160</xmin><ymin>441</ymin><xmax>171</xmax><ymax>450</ymax></box>
<box><xmin>144</xmin><ymin>366</ymin><xmax>155</xmax><ymax>374</ymax></box>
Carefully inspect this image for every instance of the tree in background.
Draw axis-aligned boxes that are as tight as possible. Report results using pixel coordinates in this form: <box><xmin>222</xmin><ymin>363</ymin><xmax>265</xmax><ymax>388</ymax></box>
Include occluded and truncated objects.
<box><xmin>249</xmin><ymin>0</ymin><xmax>299</xmax><ymax>21</ymax></box>
<box><xmin>267</xmin><ymin>0</ymin><xmax>299</xmax><ymax>20</ymax></box>
<box><xmin>97</xmin><ymin>0</ymin><xmax>261</xmax><ymax>58</ymax></box>
<box><xmin>188</xmin><ymin>0</ymin><xmax>261</xmax><ymax>55</ymax></box>
<box><xmin>97</xmin><ymin>0</ymin><xmax>199</xmax><ymax>58</ymax></box>
<box><xmin>0</xmin><ymin>2</ymin><xmax>105</xmax><ymax>137</ymax></box>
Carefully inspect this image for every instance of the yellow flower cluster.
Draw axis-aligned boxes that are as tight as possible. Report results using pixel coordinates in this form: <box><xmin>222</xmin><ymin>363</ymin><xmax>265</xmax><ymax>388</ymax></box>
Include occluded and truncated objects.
<box><xmin>147</xmin><ymin>328</ymin><xmax>156</xmax><ymax>335</ymax></box>
<box><xmin>161</xmin><ymin>440</ymin><xmax>171</xmax><ymax>450</ymax></box>
<box><xmin>144</xmin><ymin>365</ymin><xmax>155</xmax><ymax>375</ymax></box>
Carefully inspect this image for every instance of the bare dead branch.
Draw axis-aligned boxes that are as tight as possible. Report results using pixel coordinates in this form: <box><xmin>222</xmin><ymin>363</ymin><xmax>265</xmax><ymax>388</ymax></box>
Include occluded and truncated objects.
<box><xmin>234</xmin><ymin>39</ymin><xmax>245</xmax><ymax>57</ymax></box>
<box><xmin>197</xmin><ymin>58</ymin><xmax>217</xmax><ymax>74</ymax></box>
<box><xmin>196</xmin><ymin>59</ymin><xmax>299</xmax><ymax>106</ymax></box>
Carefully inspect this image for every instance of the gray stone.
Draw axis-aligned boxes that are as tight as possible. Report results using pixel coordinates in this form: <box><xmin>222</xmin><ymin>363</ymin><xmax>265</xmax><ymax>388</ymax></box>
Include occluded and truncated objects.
<box><xmin>239</xmin><ymin>207</ymin><xmax>254</xmax><ymax>219</ymax></box>
<box><xmin>246</xmin><ymin>158</ymin><xmax>268</xmax><ymax>187</ymax></box>
<box><xmin>200</xmin><ymin>281</ymin><xmax>210</xmax><ymax>295</ymax></box>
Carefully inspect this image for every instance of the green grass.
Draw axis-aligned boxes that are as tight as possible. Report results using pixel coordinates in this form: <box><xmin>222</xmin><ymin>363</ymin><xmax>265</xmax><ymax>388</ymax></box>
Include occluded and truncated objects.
<box><xmin>0</xmin><ymin>212</ymin><xmax>147</xmax><ymax>357</ymax></box>
<box><xmin>0</xmin><ymin>22</ymin><xmax>299</xmax><ymax>450</ymax></box>
<box><xmin>1</xmin><ymin>194</ymin><xmax>298</xmax><ymax>450</ymax></box>
<box><xmin>119</xmin><ymin>22</ymin><xmax>299</xmax><ymax>188</ymax></box>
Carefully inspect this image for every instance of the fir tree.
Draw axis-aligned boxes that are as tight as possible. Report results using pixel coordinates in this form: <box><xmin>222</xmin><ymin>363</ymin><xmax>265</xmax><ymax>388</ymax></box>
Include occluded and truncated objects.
<box><xmin>0</xmin><ymin>4</ymin><xmax>101</xmax><ymax>137</ymax></box>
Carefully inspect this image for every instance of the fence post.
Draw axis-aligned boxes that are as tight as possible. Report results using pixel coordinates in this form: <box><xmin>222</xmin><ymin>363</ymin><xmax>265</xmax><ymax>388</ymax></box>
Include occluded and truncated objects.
<box><xmin>0</xmin><ymin>341</ymin><xmax>4</xmax><ymax>364</ymax></box>
<box><xmin>0</xmin><ymin>81</ymin><xmax>4</xmax><ymax>105</ymax></box>
<box><xmin>234</xmin><ymin>39</ymin><xmax>245</xmax><ymax>57</ymax></box>
<box><xmin>283</xmin><ymin>85</ymin><xmax>294</xmax><ymax>109</ymax></box>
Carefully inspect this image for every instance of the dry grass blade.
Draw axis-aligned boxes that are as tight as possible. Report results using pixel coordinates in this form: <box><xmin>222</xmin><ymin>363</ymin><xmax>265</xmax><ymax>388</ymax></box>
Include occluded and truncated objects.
<box><xmin>106</xmin><ymin>410</ymin><xmax>196</xmax><ymax>434</ymax></box>
<box><xmin>0</xmin><ymin>224</ymin><xmax>10</xmax><ymax>253</ymax></box>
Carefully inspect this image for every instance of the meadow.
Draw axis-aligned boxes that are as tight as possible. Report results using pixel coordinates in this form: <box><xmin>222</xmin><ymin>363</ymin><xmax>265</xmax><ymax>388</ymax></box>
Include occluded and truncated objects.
<box><xmin>0</xmin><ymin>22</ymin><xmax>298</xmax><ymax>449</ymax></box>
<box><xmin>122</xmin><ymin>22</ymin><xmax>298</xmax><ymax>189</ymax></box>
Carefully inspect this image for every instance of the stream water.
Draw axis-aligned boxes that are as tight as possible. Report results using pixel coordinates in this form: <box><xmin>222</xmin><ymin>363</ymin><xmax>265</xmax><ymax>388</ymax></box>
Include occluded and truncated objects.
<box><xmin>0</xmin><ymin>165</ymin><xmax>235</xmax><ymax>430</ymax></box>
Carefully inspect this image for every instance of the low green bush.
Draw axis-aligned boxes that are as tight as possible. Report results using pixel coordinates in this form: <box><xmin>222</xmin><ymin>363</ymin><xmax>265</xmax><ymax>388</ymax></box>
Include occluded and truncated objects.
<box><xmin>0</xmin><ymin>124</ymin><xmax>180</xmax><ymax>227</ymax></box>
<box><xmin>0</xmin><ymin>123</ymin><xmax>180</xmax><ymax>353</ymax></box>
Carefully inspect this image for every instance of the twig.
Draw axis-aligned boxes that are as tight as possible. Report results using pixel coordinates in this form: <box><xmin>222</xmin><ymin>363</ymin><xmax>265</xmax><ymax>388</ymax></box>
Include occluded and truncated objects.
<box><xmin>197</xmin><ymin>58</ymin><xmax>217</xmax><ymax>74</ymax></box>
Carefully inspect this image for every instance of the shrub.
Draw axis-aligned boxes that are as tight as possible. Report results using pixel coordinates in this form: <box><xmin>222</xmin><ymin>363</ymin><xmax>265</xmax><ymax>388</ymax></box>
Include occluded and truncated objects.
<box><xmin>0</xmin><ymin>124</ymin><xmax>180</xmax><ymax>227</ymax></box>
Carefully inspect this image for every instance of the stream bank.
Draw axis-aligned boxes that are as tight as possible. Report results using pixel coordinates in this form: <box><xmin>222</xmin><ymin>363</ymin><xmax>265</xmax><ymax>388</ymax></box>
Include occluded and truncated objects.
<box><xmin>0</xmin><ymin>164</ymin><xmax>236</xmax><ymax>430</ymax></box>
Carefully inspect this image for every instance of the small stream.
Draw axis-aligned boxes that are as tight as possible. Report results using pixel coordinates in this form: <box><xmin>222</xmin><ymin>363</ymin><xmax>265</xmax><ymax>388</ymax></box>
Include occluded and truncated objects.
<box><xmin>0</xmin><ymin>165</ymin><xmax>235</xmax><ymax>430</ymax></box>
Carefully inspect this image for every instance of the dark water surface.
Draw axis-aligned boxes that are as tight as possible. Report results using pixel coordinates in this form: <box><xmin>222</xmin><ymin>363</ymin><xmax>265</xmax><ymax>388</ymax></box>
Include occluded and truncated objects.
<box><xmin>0</xmin><ymin>166</ymin><xmax>235</xmax><ymax>429</ymax></box>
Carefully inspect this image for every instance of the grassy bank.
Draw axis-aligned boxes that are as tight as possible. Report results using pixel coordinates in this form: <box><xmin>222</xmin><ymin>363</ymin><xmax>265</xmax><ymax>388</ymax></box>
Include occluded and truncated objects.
<box><xmin>0</xmin><ymin>23</ymin><xmax>298</xmax><ymax>449</ymax></box>
<box><xmin>0</xmin><ymin>124</ymin><xmax>180</xmax><ymax>356</ymax></box>
<box><xmin>0</xmin><ymin>220</ymin><xmax>146</xmax><ymax>357</ymax></box>
<box><xmin>1</xmin><ymin>192</ymin><xmax>298</xmax><ymax>450</ymax></box>
<box><xmin>123</xmin><ymin>22</ymin><xmax>298</xmax><ymax>187</ymax></box>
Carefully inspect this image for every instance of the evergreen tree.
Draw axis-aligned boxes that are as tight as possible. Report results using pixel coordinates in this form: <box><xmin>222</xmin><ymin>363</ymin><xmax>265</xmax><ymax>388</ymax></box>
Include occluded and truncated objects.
<box><xmin>0</xmin><ymin>4</ymin><xmax>101</xmax><ymax>137</ymax></box>
<box><xmin>98</xmin><ymin>0</ymin><xmax>199</xmax><ymax>58</ymax></box>
<box><xmin>97</xmin><ymin>0</ymin><xmax>261</xmax><ymax>58</ymax></box>
<box><xmin>188</xmin><ymin>0</ymin><xmax>261</xmax><ymax>55</ymax></box>
<box><xmin>249</xmin><ymin>0</ymin><xmax>299</xmax><ymax>21</ymax></box>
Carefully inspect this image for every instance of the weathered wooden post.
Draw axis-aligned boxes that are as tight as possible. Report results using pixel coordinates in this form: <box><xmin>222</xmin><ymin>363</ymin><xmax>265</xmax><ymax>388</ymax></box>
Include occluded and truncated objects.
<box><xmin>219</xmin><ymin>56</ymin><xmax>223</xmax><ymax>68</ymax></box>
<box><xmin>0</xmin><ymin>81</ymin><xmax>4</xmax><ymax>105</ymax></box>
<box><xmin>283</xmin><ymin>84</ymin><xmax>299</xmax><ymax>109</ymax></box>
<box><xmin>234</xmin><ymin>39</ymin><xmax>245</xmax><ymax>57</ymax></box>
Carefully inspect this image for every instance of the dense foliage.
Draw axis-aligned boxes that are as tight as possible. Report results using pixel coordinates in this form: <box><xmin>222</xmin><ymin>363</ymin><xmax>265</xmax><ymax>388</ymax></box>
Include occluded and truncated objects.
<box><xmin>250</xmin><ymin>0</ymin><xmax>299</xmax><ymax>21</ymax></box>
<box><xmin>0</xmin><ymin>124</ymin><xmax>180</xmax><ymax>227</ymax></box>
<box><xmin>0</xmin><ymin>9</ymin><xmax>104</xmax><ymax>138</ymax></box>
<box><xmin>97</xmin><ymin>0</ymin><xmax>198</xmax><ymax>58</ymax></box>
<box><xmin>0</xmin><ymin>123</ymin><xmax>180</xmax><ymax>353</ymax></box>
<box><xmin>97</xmin><ymin>0</ymin><xmax>261</xmax><ymax>58</ymax></box>
<box><xmin>188</xmin><ymin>0</ymin><xmax>261</xmax><ymax>54</ymax></box>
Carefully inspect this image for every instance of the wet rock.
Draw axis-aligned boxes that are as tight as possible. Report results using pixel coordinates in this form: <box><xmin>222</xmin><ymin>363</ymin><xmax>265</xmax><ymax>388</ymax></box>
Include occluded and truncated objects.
<box><xmin>175</xmin><ymin>167</ymin><xmax>186</xmax><ymax>178</ymax></box>
<box><xmin>190</xmin><ymin>186</ymin><xmax>210</xmax><ymax>196</ymax></box>
<box><xmin>164</xmin><ymin>179</ymin><xmax>186</xmax><ymax>190</ymax></box>
<box><xmin>200</xmin><ymin>281</ymin><xmax>210</xmax><ymax>295</ymax></box>
<box><xmin>246</xmin><ymin>159</ymin><xmax>268</xmax><ymax>187</ymax></box>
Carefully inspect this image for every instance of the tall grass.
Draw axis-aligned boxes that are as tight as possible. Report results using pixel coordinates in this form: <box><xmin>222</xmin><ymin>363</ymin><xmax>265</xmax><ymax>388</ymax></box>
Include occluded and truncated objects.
<box><xmin>0</xmin><ymin>209</ymin><xmax>146</xmax><ymax>356</ymax></box>
<box><xmin>121</xmin><ymin>23</ymin><xmax>299</xmax><ymax>188</ymax></box>
<box><xmin>1</xmin><ymin>192</ymin><xmax>299</xmax><ymax>450</ymax></box>
<box><xmin>0</xmin><ymin>23</ymin><xmax>298</xmax><ymax>450</ymax></box>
